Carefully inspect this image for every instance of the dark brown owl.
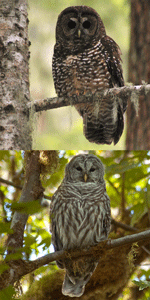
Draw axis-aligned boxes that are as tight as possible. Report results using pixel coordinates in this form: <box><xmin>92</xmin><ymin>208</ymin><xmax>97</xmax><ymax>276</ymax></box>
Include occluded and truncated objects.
<box><xmin>50</xmin><ymin>154</ymin><xmax>111</xmax><ymax>297</ymax></box>
<box><xmin>52</xmin><ymin>6</ymin><xmax>127</xmax><ymax>145</ymax></box>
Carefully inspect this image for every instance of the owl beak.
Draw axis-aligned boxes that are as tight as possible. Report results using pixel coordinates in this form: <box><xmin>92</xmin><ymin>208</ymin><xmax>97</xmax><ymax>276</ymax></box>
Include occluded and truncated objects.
<box><xmin>84</xmin><ymin>173</ymin><xmax>88</xmax><ymax>182</ymax></box>
<box><xmin>78</xmin><ymin>29</ymin><xmax>81</xmax><ymax>38</ymax></box>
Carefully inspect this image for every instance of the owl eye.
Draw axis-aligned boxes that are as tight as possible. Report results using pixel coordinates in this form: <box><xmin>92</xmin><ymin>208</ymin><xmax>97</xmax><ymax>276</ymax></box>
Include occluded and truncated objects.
<box><xmin>90</xmin><ymin>167</ymin><xmax>96</xmax><ymax>172</ymax></box>
<box><xmin>82</xmin><ymin>20</ymin><xmax>91</xmax><ymax>29</ymax></box>
<box><xmin>68</xmin><ymin>20</ymin><xmax>76</xmax><ymax>29</ymax></box>
<box><xmin>76</xmin><ymin>166</ymin><xmax>82</xmax><ymax>171</ymax></box>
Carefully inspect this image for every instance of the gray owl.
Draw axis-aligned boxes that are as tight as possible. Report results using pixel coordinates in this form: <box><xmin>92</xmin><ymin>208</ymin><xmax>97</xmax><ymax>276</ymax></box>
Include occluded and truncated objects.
<box><xmin>50</xmin><ymin>154</ymin><xmax>111</xmax><ymax>297</ymax></box>
<box><xmin>52</xmin><ymin>6</ymin><xmax>127</xmax><ymax>145</ymax></box>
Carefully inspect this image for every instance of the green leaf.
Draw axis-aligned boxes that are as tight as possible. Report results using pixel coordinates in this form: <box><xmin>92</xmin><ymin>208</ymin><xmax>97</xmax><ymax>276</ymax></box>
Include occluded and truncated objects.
<box><xmin>11</xmin><ymin>200</ymin><xmax>42</xmax><ymax>215</ymax></box>
<box><xmin>24</xmin><ymin>234</ymin><xmax>37</xmax><ymax>247</ymax></box>
<box><xmin>5</xmin><ymin>251</ymin><xmax>23</xmax><ymax>261</ymax></box>
<box><xmin>38</xmin><ymin>237</ymin><xmax>51</xmax><ymax>250</ymax></box>
<box><xmin>133</xmin><ymin>280</ymin><xmax>150</xmax><ymax>290</ymax></box>
<box><xmin>0</xmin><ymin>222</ymin><xmax>13</xmax><ymax>234</ymax></box>
<box><xmin>0</xmin><ymin>263</ymin><xmax>9</xmax><ymax>275</ymax></box>
<box><xmin>0</xmin><ymin>285</ymin><xmax>16</xmax><ymax>300</ymax></box>
<box><xmin>130</xmin><ymin>201</ymin><xmax>148</xmax><ymax>226</ymax></box>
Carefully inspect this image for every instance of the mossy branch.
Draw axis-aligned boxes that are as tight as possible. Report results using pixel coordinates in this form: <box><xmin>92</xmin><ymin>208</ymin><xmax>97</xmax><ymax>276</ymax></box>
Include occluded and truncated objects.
<box><xmin>27</xmin><ymin>84</ymin><xmax>150</xmax><ymax>113</ymax></box>
<box><xmin>28</xmin><ymin>229</ymin><xmax>150</xmax><ymax>271</ymax></box>
<box><xmin>1</xmin><ymin>229</ymin><xmax>150</xmax><ymax>290</ymax></box>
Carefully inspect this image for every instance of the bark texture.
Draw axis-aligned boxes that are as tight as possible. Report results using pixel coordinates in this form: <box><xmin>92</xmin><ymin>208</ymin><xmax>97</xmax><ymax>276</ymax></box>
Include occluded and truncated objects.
<box><xmin>126</xmin><ymin>0</ymin><xmax>150</xmax><ymax>149</ymax></box>
<box><xmin>0</xmin><ymin>0</ymin><xmax>31</xmax><ymax>149</ymax></box>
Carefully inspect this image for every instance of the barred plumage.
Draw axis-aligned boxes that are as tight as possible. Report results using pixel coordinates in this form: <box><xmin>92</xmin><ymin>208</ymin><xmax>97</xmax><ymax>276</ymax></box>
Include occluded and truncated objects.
<box><xmin>50</xmin><ymin>154</ymin><xmax>111</xmax><ymax>297</ymax></box>
<box><xmin>52</xmin><ymin>6</ymin><xmax>126</xmax><ymax>145</ymax></box>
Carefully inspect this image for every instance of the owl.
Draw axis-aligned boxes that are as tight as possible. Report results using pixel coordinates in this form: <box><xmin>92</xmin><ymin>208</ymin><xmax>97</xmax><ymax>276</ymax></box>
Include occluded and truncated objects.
<box><xmin>50</xmin><ymin>154</ymin><xmax>111</xmax><ymax>297</ymax></box>
<box><xmin>52</xmin><ymin>6</ymin><xmax>126</xmax><ymax>145</ymax></box>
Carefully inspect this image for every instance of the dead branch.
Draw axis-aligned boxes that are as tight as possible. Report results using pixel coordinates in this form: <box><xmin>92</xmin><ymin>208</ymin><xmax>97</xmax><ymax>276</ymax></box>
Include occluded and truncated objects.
<box><xmin>27</xmin><ymin>84</ymin><xmax>150</xmax><ymax>113</ymax></box>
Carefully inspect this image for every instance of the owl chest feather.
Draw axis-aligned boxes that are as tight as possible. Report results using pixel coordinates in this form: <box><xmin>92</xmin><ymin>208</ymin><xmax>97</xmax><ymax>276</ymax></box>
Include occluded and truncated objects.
<box><xmin>53</xmin><ymin>41</ymin><xmax>111</xmax><ymax>97</ymax></box>
<box><xmin>52</xmin><ymin>182</ymin><xmax>110</xmax><ymax>249</ymax></box>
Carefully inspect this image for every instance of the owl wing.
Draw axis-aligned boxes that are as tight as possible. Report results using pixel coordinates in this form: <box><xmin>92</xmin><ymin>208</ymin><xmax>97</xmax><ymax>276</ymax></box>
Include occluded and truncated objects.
<box><xmin>100</xmin><ymin>36</ymin><xmax>127</xmax><ymax>144</ymax></box>
<box><xmin>101</xmin><ymin>36</ymin><xmax>124</xmax><ymax>86</ymax></box>
<box><xmin>77</xmin><ymin>191</ymin><xmax>111</xmax><ymax>247</ymax></box>
<box><xmin>101</xmin><ymin>35</ymin><xmax>127</xmax><ymax>113</ymax></box>
<box><xmin>50</xmin><ymin>188</ymin><xmax>64</xmax><ymax>269</ymax></box>
<box><xmin>52</xmin><ymin>45</ymin><xmax>59</xmax><ymax>95</ymax></box>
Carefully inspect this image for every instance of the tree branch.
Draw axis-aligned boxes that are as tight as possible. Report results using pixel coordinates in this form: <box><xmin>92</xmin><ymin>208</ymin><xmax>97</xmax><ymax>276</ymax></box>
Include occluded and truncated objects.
<box><xmin>111</xmin><ymin>218</ymin><xmax>137</xmax><ymax>232</ymax></box>
<box><xmin>111</xmin><ymin>218</ymin><xmax>150</xmax><ymax>255</ymax></box>
<box><xmin>6</xmin><ymin>151</ymin><xmax>44</xmax><ymax>254</ymax></box>
<box><xmin>107</xmin><ymin>178</ymin><xmax>121</xmax><ymax>196</ymax></box>
<box><xmin>0</xmin><ymin>176</ymin><xmax>51</xmax><ymax>200</ymax></box>
<box><xmin>1</xmin><ymin>229</ymin><xmax>149</xmax><ymax>290</ymax></box>
<box><xmin>0</xmin><ymin>177</ymin><xmax>22</xmax><ymax>190</ymax></box>
<box><xmin>28</xmin><ymin>229</ymin><xmax>150</xmax><ymax>271</ymax></box>
<box><xmin>27</xmin><ymin>84</ymin><xmax>150</xmax><ymax>113</ymax></box>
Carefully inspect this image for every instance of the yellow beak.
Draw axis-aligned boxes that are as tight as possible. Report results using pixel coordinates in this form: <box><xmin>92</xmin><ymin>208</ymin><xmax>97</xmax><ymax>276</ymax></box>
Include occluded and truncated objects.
<box><xmin>78</xmin><ymin>29</ymin><xmax>81</xmax><ymax>38</ymax></box>
<box><xmin>84</xmin><ymin>173</ymin><xmax>88</xmax><ymax>182</ymax></box>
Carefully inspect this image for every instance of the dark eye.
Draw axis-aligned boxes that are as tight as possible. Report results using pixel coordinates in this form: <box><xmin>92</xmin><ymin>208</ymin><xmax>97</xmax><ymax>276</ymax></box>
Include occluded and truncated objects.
<box><xmin>90</xmin><ymin>167</ymin><xmax>95</xmax><ymax>172</ymax></box>
<box><xmin>82</xmin><ymin>20</ymin><xmax>91</xmax><ymax>29</ymax></box>
<box><xmin>68</xmin><ymin>20</ymin><xmax>76</xmax><ymax>29</ymax></box>
<box><xmin>76</xmin><ymin>166</ymin><xmax>82</xmax><ymax>171</ymax></box>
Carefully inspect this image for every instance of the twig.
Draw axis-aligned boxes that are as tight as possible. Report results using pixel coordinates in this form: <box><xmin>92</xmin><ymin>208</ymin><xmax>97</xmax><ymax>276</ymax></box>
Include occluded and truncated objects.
<box><xmin>111</xmin><ymin>218</ymin><xmax>150</xmax><ymax>255</ymax></box>
<box><xmin>27</xmin><ymin>84</ymin><xmax>150</xmax><ymax>113</ymax></box>
<box><xmin>107</xmin><ymin>179</ymin><xmax>121</xmax><ymax>196</ymax></box>
<box><xmin>111</xmin><ymin>218</ymin><xmax>137</xmax><ymax>232</ymax></box>
<box><xmin>0</xmin><ymin>177</ymin><xmax>51</xmax><ymax>200</ymax></box>
<box><xmin>0</xmin><ymin>177</ymin><xmax>22</xmax><ymax>190</ymax></box>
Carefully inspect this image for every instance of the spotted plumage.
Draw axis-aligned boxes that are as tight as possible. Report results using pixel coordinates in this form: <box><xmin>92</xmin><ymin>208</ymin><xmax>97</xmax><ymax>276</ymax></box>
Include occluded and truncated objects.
<box><xmin>52</xmin><ymin>6</ymin><xmax>126</xmax><ymax>145</ymax></box>
<box><xmin>50</xmin><ymin>154</ymin><xmax>111</xmax><ymax>297</ymax></box>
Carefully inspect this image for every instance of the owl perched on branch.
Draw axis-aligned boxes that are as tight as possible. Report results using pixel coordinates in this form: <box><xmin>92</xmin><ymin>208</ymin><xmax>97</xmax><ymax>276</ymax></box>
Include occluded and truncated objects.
<box><xmin>50</xmin><ymin>154</ymin><xmax>111</xmax><ymax>297</ymax></box>
<box><xmin>52</xmin><ymin>6</ymin><xmax>126</xmax><ymax>145</ymax></box>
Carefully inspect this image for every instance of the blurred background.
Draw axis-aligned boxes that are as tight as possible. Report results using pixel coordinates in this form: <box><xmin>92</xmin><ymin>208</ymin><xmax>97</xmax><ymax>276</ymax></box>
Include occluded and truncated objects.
<box><xmin>28</xmin><ymin>0</ymin><xmax>130</xmax><ymax>149</ymax></box>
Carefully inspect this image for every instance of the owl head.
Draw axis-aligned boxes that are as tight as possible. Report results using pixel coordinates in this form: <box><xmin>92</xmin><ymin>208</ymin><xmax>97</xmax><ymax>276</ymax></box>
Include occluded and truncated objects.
<box><xmin>64</xmin><ymin>154</ymin><xmax>105</xmax><ymax>183</ymax></box>
<box><xmin>55</xmin><ymin>6</ymin><xmax>106</xmax><ymax>53</ymax></box>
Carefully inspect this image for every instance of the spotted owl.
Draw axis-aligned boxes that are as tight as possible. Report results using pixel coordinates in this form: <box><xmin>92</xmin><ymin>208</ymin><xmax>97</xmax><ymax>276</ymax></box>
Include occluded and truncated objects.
<box><xmin>52</xmin><ymin>6</ymin><xmax>127</xmax><ymax>145</ymax></box>
<box><xmin>50</xmin><ymin>154</ymin><xmax>111</xmax><ymax>297</ymax></box>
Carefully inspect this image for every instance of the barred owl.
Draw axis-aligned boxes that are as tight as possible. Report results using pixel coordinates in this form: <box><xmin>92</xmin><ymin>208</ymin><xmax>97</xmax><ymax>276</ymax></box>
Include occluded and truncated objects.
<box><xmin>50</xmin><ymin>154</ymin><xmax>111</xmax><ymax>297</ymax></box>
<box><xmin>52</xmin><ymin>6</ymin><xmax>126</xmax><ymax>145</ymax></box>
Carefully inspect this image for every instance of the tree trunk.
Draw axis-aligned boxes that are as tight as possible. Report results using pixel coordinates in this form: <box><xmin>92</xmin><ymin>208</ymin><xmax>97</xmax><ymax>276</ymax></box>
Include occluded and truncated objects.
<box><xmin>0</xmin><ymin>0</ymin><xmax>32</xmax><ymax>149</ymax></box>
<box><xmin>126</xmin><ymin>0</ymin><xmax>150</xmax><ymax>149</ymax></box>
<box><xmin>0</xmin><ymin>151</ymin><xmax>44</xmax><ymax>290</ymax></box>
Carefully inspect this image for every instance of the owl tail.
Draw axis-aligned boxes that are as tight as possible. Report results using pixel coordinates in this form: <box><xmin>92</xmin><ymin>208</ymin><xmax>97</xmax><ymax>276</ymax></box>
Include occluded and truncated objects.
<box><xmin>62</xmin><ymin>274</ymin><xmax>85</xmax><ymax>298</ymax></box>
<box><xmin>83</xmin><ymin>102</ymin><xmax>124</xmax><ymax>145</ymax></box>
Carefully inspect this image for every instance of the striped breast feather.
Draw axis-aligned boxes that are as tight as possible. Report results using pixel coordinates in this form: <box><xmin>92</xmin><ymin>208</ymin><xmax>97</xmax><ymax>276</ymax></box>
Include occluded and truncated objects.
<box><xmin>51</xmin><ymin>182</ymin><xmax>110</xmax><ymax>250</ymax></box>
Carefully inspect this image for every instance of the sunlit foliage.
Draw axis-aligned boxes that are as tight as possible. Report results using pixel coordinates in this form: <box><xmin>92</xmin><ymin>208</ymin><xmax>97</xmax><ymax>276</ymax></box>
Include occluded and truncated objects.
<box><xmin>0</xmin><ymin>151</ymin><xmax>149</xmax><ymax>299</ymax></box>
